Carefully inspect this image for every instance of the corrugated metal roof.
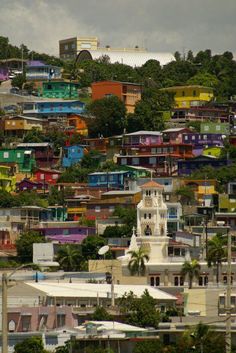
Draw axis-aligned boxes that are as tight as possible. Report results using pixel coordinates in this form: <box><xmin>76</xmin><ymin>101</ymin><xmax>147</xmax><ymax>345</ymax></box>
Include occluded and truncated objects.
<box><xmin>25</xmin><ymin>282</ymin><xmax>177</xmax><ymax>300</ymax></box>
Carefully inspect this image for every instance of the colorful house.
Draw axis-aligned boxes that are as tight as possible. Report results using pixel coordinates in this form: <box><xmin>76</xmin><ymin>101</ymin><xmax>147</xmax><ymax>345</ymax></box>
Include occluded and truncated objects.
<box><xmin>218</xmin><ymin>194</ymin><xmax>236</xmax><ymax>213</ymax></box>
<box><xmin>182</xmin><ymin>133</ymin><xmax>225</xmax><ymax>156</ymax></box>
<box><xmin>171</xmin><ymin>106</ymin><xmax>229</xmax><ymax>123</ymax></box>
<box><xmin>34</xmin><ymin>168</ymin><xmax>62</xmax><ymax>185</ymax></box>
<box><xmin>62</xmin><ymin>145</ymin><xmax>86</xmax><ymax>168</ymax></box>
<box><xmin>25</xmin><ymin>60</ymin><xmax>61</xmax><ymax>81</ymax></box>
<box><xmin>67</xmin><ymin>114</ymin><xmax>88</xmax><ymax>136</ymax></box>
<box><xmin>202</xmin><ymin>146</ymin><xmax>222</xmax><ymax>158</ymax></box>
<box><xmin>200</xmin><ymin>122</ymin><xmax>230</xmax><ymax>135</ymax></box>
<box><xmin>123</xmin><ymin>131</ymin><xmax>162</xmax><ymax>146</ymax></box>
<box><xmin>0</xmin><ymin>64</ymin><xmax>9</xmax><ymax>81</ymax></box>
<box><xmin>4</xmin><ymin>116</ymin><xmax>44</xmax><ymax>138</ymax></box>
<box><xmin>184</xmin><ymin>179</ymin><xmax>218</xmax><ymax>206</ymax></box>
<box><xmin>160</xmin><ymin>85</ymin><xmax>214</xmax><ymax>108</ymax></box>
<box><xmin>178</xmin><ymin>156</ymin><xmax>229</xmax><ymax>176</ymax></box>
<box><xmin>0</xmin><ymin>166</ymin><xmax>16</xmax><ymax>192</ymax></box>
<box><xmin>88</xmin><ymin>171</ymin><xmax>133</xmax><ymax>189</ymax></box>
<box><xmin>40</xmin><ymin>81</ymin><xmax>79</xmax><ymax>99</ymax></box>
<box><xmin>162</xmin><ymin>128</ymin><xmax>191</xmax><ymax>144</ymax></box>
<box><xmin>22</xmin><ymin>100</ymin><xmax>85</xmax><ymax>117</ymax></box>
<box><xmin>16</xmin><ymin>143</ymin><xmax>58</xmax><ymax>168</ymax></box>
<box><xmin>17</xmin><ymin>178</ymin><xmax>48</xmax><ymax>193</ymax></box>
<box><xmin>92</xmin><ymin>80</ymin><xmax>142</xmax><ymax>113</ymax></box>
<box><xmin>0</xmin><ymin>149</ymin><xmax>36</xmax><ymax>173</ymax></box>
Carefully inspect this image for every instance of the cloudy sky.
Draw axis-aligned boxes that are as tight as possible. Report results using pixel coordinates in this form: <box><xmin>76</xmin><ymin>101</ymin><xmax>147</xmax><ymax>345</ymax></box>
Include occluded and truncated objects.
<box><xmin>1</xmin><ymin>0</ymin><xmax>236</xmax><ymax>57</ymax></box>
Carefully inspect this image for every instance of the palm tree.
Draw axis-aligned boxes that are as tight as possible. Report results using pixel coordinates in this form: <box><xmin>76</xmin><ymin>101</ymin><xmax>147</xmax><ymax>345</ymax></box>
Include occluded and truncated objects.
<box><xmin>128</xmin><ymin>248</ymin><xmax>150</xmax><ymax>276</ymax></box>
<box><xmin>181</xmin><ymin>259</ymin><xmax>201</xmax><ymax>289</ymax></box>
<box><xmin>207</xmin><ymin>233</ymin><xmax>227</xmax><ymax>284</ymax></box>
<box><xmin>56</xmin><ymin>244</ymin><xmax>81</xmax><ymax>271</ymax></box>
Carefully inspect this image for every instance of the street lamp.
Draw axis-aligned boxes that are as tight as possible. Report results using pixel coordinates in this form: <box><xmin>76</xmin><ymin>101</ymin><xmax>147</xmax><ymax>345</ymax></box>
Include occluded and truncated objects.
<box><xmin>2</xmin><ymin>263</ymin><xmax>36</xmax><ymax>353</ymax></box>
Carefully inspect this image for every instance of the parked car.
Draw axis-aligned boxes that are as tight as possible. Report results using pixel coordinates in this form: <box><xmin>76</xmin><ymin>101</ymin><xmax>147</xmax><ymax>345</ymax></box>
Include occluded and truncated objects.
<box><xmin>10</xmin><ymin>87</ymin><xmax>20</xmax><ymax>94</ymax></box>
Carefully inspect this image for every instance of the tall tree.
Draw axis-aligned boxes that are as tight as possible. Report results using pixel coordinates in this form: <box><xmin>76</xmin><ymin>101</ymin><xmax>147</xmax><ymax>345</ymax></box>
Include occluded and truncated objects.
<box><xmin>207</xmin><ymin>233</ymin><xmax>227</xmax><ymax>284</ymax></box>
<box><xmin>128</xmin><ymin>248</ymin><xmax>150</xmax><ymax>276</ymax></box>
<box><xmin>14</xmin><ymin>336</ymin><xmax>48</xmax><ymax>353</ymax></box>
<box><xmin>86</xmin><ymin>96</ymin><xmax>126</xmax><ymax>137</ymax></box>
<box><xmin>181</xmin><ymin>260</ymin><xmax>201</xmax><ymax>289</ymax></box>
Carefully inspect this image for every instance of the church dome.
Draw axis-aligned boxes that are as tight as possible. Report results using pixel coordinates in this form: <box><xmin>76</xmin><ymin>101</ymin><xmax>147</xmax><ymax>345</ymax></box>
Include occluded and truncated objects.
<box><xmin>140</xmin><ymin>180</ymin><xmax>163</xmax><ymax>189</ymax></box>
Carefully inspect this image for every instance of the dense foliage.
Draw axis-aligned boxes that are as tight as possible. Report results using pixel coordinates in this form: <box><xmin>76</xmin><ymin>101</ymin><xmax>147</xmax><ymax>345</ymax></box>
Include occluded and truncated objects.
<box><xmin>15</xmin><ymin>231</ymin><xmax>46</xmax><ymax>263</ymax></box>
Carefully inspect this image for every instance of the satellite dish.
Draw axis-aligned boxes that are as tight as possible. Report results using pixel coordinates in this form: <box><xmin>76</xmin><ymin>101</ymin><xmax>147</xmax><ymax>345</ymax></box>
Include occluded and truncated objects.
<box><xmin>98</xmin><ymin>245</ymin><xmax>110</xmax><ymax>256</ymax></box>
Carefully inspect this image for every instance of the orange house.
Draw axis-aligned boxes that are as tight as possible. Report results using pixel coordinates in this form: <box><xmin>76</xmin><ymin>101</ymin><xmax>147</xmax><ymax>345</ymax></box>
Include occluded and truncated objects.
<box><xmin>67</xmin><ymin>114</ymin><xmax>88</xmax><ymax>136</ymax></box>
<box><xmin>91</xmin><ymin>80</ymin><xmax>142</xmax><ymax>113</ymax></box>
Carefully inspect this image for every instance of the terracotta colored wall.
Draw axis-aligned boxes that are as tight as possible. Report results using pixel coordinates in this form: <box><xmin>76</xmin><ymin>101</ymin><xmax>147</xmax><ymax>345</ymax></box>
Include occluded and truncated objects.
<box><xmin>91</xmin><ymin>81</ymin><xmax>122</xmax><ymax>101</ymax></box>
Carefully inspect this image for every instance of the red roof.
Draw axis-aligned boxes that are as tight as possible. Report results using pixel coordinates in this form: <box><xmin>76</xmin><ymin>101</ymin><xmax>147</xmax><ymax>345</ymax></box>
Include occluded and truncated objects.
<box><xmin>140</xmin><ymin>180</ymin><xmax>163</xmax><ymax>189</ymax></box>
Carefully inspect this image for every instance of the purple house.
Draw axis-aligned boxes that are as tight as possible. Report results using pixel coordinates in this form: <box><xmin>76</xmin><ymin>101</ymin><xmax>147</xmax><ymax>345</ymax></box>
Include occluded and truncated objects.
<box><xmin>38</xmin><ymin>225</ymin><xmax>96</xmax><ymax>244</ymax></box>
<box><xmin>182</xmin><ymin>133</ymin><xmax>225</xmax><ymax>156</ymax></box>
<box><xmin>17</xmin><ymin>178</ymin><xmax>48</xmax><ymax>192</ymax></box>
<box><xmin>0</xmin><ymin>65</ymin><xmax>9</xmax><ymax>81</ymax></box>
<box><xmin>123</xmin><ymin>131</ymin><xmax>162</xmax><ymax>146</ymax></box>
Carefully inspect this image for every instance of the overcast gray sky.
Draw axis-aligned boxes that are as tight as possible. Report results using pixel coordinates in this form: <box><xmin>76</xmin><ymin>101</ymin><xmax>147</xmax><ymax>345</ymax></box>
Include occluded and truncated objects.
<box><xmin>1</xmin><ymin>0</ymin><xmax>236</xmax><ymax>57</ymax></box>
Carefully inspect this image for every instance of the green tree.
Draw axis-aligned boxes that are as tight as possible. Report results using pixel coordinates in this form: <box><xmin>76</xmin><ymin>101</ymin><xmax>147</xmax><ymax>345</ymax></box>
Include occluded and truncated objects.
<box><xmin>181</xmin><ymin>260</ymin><xmax>201</xmax><ymax>289</ymax></box>
<box><xmin>128</xmin><ymin>248</ymin><xmax>150</xmax><ymax>276</ymax></box>
<box><xmin>127</xmin><ymin>88</ymin><xmax>174</xmax><ymax>132</ymax></box>
<box><xmin>15</xmin><ymin>231</ymin><xmax>46</xmax><ymax>263</ymax></box>
<box><xmin>23</xmin><ymin>127</ymin><xmax>44</xmax><ymax>143</ymax></box>
<box><xmin>56</xmin><ymin>244</ymin><xmax>84</xmax><ymax>271</ymax></box>
<box><xmin>207</xmin><ymin>233</ymin><xmax>227</xmax><ymax>284</ymax></box>
<box><xmin>11</xmin><ymin>73</ymin><xmax>26</xmax><ymax>89</ymax></box>
<box><xmin>81</xmin><ymin>236</ymin><xmax>107</xmax><ymax>261</ymax></box>
<box><xmin>80</xmin><ymin>150</ymin><xmax>102</xmax><ymax>169</ymax></box>
<box><xmin>86</xmin><ymin>96</ymin><xmax>126</xmax><ymax>137</ymax></box>
<box><xmin>133</xmin><ymin>339</ymin><xmax>164</xmax><ymax>353</ymax></box>
<box><xmin>91</xmin><ymin>306</ymin><xmax>112</xmax><ymax>321</ymax></box>
<box><xmin>175</xmin><ymin>186</ymin><xmax>195</xmax><ymax>205</ymax></box>
<box><xmin>119</xmin><ymin>290</ymin><xmax>160</xmax><ymax>328</ymax></box>
<box><xmin>187</xmin><ymin>71</ymin><xmax>219</xmax><ymax>90</ymax></box>
<box><xmin>14</xmin><ymin>336</ymin><xmax>48</xmax><ymax>353</ymax></box>
<box><xmin>176</xmin><ymin>322</ymin><xmax>225</xmax><ymax>353</ymax></box>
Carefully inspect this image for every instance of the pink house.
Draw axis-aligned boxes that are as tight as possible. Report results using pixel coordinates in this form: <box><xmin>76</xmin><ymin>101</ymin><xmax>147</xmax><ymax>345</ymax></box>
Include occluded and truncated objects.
<box><xmin>123</xmin><ymin>131</ymin><xmax>162</xmax><ymax>146</ymax></box>
<box><xmin>162</xmin><ymin>128</ymin><xmax>191</xmax><ymax>144</ymax></box>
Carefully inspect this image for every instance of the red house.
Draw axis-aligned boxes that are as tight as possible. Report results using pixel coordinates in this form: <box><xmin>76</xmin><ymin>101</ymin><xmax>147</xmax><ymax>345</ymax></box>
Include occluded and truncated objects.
<box><xmin>33</xmin><ymin>168</ymin><xmax>62</xmax><ymax>185</ymax></box>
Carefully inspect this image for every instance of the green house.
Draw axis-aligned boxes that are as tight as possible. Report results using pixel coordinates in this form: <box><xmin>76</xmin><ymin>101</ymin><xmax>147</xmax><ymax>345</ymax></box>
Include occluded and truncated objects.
<box><xmin>200</xmin><ymin>122</ymin><xmax>230</xmax><ymax>135</ymax></box>
<box><xmin>0</xmin><ymin>149</ymin><xmax>36</xmax><ymax>172</ymax></box>
<box><xmin>41</xmin><ymin>81</ymin><xmax>79</xmax><ymax>99</ymax></box>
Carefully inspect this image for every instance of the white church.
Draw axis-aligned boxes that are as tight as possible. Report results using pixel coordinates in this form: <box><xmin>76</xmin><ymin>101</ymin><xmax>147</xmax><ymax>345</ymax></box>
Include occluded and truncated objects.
<box><xmin>120</xmin><ymin>180</ymin><xmax>232</xmax><ymax>288</ymax></box>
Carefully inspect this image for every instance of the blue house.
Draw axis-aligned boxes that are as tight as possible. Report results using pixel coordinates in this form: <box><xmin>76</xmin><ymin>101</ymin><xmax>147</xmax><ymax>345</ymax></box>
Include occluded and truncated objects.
<box><xmin>62</xmin><ymin>145</ymin><xmax>85</xmax><ymax>168</ymax></box>
<box><xmin>22</xmin><ymin>100</ymin><xmax>85</xmax><ymax>117</ymax></box>
<box><xmin>26</xmin><ymin>60</ymin><xmax>61</xmax><ymax>80</ymax></box>
<box><xmin>178</xmin><ymin>156</ymin><xmax>229</xmax><ymax>176</ymax></box>
<box><xmin>88</xmin><ymin>171</ymin><xmax>133</xmax><ymax>189</ymax></box>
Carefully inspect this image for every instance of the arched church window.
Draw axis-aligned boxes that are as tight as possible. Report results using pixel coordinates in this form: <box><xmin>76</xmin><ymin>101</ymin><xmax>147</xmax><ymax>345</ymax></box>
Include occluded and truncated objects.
<box><xmin>148</xmin><ymin>190</ymin><xmax>151</xmax><ymax>196</ymax></box>
<box><xmin>156</xmin><ymin>277</ymin><xmax>160</xmax><ymax>286</ymax></box>
<box><xmin>146</xmin><ymin>190</ymin><xmax>148</xmax><ymax>196</ymax></box>
<box><xmin>154</xmin><ymin>191</ymin><xmax>157</xmax><ymax>196</ymax></box>
<box><xmin>149</xmin><ymin>213</ymin><xmax>151</xmax><ymax>219</ymax></box>
<box><xmin>174</xmin><ymin>277</ymin><xmax>179</xmax><ymax>286</ymax></box>
<box><xmin>150</xmin><ymin>277</ymin><xmax>154</xmax><ymax>286</ymax></box>
<box><xmin>144</xmin><ymin>213</ymin><xmax>147</xmax><ymax>219</ymax></box>
<box><xmin>8</xmin><ymin>320</ymin><xmax>16</xmax><ymax>332</ymax></box>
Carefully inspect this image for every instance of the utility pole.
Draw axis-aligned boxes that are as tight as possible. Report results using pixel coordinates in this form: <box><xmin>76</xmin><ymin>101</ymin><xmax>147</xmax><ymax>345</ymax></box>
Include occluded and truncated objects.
<box><xmin>111</xmin><ymin>263</ymin><xmax>115</xmax><ymax>307</ymax></box>
<box><xmin>2</xmin><ymin>273</ymin><xmax>8</xmax><ymax>353</ymax></box>
<box><xmin>226</xmin><ymin>227</ymin><xmax>231</xmax><ymax>353</ymax></box>
<box><xmin>21</xmin><ymin>44</ymin><xmax>24</xmax><ymax>74</ymax></box>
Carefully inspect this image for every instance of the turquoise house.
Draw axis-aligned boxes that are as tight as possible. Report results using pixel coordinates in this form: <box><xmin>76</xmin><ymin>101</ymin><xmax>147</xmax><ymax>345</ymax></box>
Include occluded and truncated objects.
<box><xmin>40</xmin><ymin>81</ymin><xmax>80</xmax><ymax>99</ymax></box>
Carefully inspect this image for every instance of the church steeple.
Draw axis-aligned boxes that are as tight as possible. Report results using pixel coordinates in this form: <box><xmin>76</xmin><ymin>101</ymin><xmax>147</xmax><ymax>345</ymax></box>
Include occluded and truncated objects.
<box><xmin>136</xmin><ymin>180</ymin><xmax>168</xmax><ymax>239</ymax></box>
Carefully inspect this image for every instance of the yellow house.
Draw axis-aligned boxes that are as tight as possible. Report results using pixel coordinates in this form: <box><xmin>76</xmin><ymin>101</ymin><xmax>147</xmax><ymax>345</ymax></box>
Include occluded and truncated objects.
<box><xmin>202</xmin><ymin>146</ymin><xmax>222</xmax><ymax>158</ymax></box>
<box><xmin>4</xmin><ymin>116</ymin><xmax>44</xmax><ymax>138</ymax></box>
<box><xmin>0</xmin><ymin>166</ymin><xmax>16</xmax><ymax>192</ymax></box>
<box><xmin>161</xmin><ymin>85</ymin><xmax>214</xmax><ymax>108</ymax></box>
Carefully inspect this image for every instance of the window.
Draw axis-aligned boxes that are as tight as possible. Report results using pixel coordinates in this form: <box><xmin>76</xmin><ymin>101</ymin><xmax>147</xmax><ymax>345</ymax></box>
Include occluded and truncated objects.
<box><xmin>64</xmin><ymin>44</ymin><xmax>68</xmax><ymax>50</ymax></box>
<box><xmin>180</xmin><ymin>276</ymin><xmax>184</xmax><ymax>286</ymax></box>
<box><xmin>52</xmin><ymin>174</ymin><xmax>58</xmax><ymax>179</ymax></box>
<box><xmin>40</xmin><ymin>173</ymin><xmax>45</xmax><ymax>180</ymax></box>
<box><xmin>191</xmin><ymin>135</ymin><xmax>195</xmax><ymax>140</ymax></box>
<box><xmin>204</xmin><ymin>126</ymin><xmax>209</xmax><ymax>131</ymax></box>
<box><xmin>144</xmin><ymin>213</ymin><xmax>147</xmax><ymax>219</ymax></box>
<box><xmin>149</xmin><ymin>157</ymin><xmax>156</xmax><ymax>165</ymax></box>
<box><xmin>17</xmin><ymin>153</ymin><xmax>21</xmax><ymax>158</ymax></box>
<box><xmin>216</xmin><ymin>125</ymin><xmax>221</xmax><ymax>131</ymax></box>
<box><xmin>109</xmin><ymin>206</ymin><xmax>115</xmax><ymax>213</ymax></box>
<box><xmin>3</xmin><ymin>152</ymin><xmax>9</xmax><ymax>159</ymax></box>
<box><xmin>150</xmin><ymin>277</ymin><xmax>155</xmax><ymax>286</ymax></box>
<box><xmin>132</xmin><ymin>157</ymin><xmax>139</xmax><ymax>165</ymax></box>
<box><xmin>57</xmin><ymin>314</ymin><xmax>66</xmax><ymax>328</ymax></box>
<box><xmin>231</xmin><ymin>296</ymin><xmax>236</xmax><ymax>306</ymax></box>
<box><xmin>193</xmin><ymin>90</ymin><xmax>196</xmax><ymax>96</ymax></box>
<box><xmin>156</xmin><ymin>277</ymin><xmax>160</xmax><ymax>286</ymax></box>
<box><xmin>174</xmin><ymin>276</ymin><xmax>179</xmax><ymax>286</ymax></box>
<box><xmin>149</xmin><ymin>213</ymin><xmax>152</xmax><ymax>219</ymax></box>
<box><xmin>95</xmin><ymin>206</ymin><xmax>101</xmax><ymax>213</ymax></box>
<box><xmin>184</xmin><ymin>136</ymin><xmax>188</xmax><ymax>141</ymax></box>
<box><xmin>121</xmin><ymin>158</ymin><xmax>127</xmax><ymax>165</ymax></box>
<box><xmin>182</xmin><ymin>91</ymin><xmax>185</xmax><ymax>97</ymax></box>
